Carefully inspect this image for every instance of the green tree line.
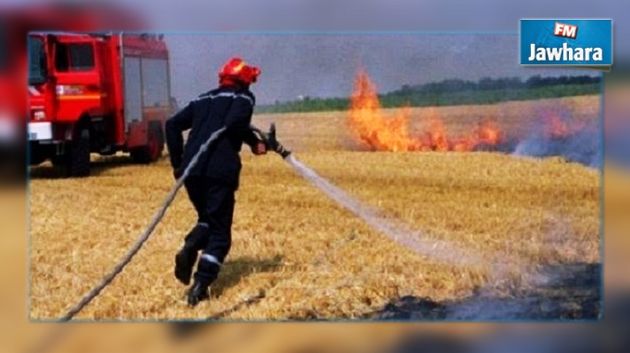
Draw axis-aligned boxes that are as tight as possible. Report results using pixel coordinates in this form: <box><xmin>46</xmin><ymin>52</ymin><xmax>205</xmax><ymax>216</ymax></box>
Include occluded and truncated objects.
<box><xmin>257</xmin><ymin>75</ymin><xmax>601</xmax><ymax>114</ymax></box>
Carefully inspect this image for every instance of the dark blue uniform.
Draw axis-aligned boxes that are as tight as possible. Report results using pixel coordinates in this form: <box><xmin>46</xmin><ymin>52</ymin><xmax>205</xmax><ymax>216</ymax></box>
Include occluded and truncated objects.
<box><xmin>165</xmin><ymin>85</ymin><xmax>259</xmax><ymax>286</ymax></box>
<box><xmin>166</xmin><ymin>86</ymin><xmax>258</xmax><ymax>188</ymax></box>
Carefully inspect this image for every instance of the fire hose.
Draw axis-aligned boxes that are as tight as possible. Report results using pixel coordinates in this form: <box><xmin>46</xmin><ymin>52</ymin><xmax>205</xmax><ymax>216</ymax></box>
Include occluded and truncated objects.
<box><xmin>60</xmin><ymin>122</ymin><xmax>472</xmax><ymax>321</ymax></box>
<box><xmin>60</xmin><ymin>124</ymin><xmax>291</xmax><ymax>321</ymax></box>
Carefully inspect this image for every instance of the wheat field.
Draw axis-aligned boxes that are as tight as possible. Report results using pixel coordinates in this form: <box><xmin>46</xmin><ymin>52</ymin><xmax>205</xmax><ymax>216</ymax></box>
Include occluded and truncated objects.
<box><xmin>29</xmin><ymin>96</ymin><xmax>600</xmax><ymax>320</ymax></box>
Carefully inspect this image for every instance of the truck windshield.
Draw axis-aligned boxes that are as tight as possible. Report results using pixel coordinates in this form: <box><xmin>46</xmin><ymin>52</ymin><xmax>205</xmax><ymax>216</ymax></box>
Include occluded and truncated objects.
<box><xmin>55</xmin><ymin>43</ymin><xmax>95</xmax><ymax>71</ymax></box>
<box><xmin>28</xmin><ymin>36</ymin><xmax>47</xmax><ymax>85</ymax></box>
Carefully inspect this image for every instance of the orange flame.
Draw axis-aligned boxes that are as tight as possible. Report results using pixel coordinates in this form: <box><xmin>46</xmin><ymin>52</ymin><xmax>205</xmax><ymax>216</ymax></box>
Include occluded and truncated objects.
<box><xmin>348</xmin><ymin>70</ymin><xmax>503</xmax><ymax>152</ymax></box>
<box><xmin>348</xmin><ymin>70</ymin><xmax>418</xmax><ymax>151</ymax></box>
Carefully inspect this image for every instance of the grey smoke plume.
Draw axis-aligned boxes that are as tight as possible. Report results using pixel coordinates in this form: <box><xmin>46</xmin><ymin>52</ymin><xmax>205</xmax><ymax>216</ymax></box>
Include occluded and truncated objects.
<box><xmin>513</xmin><ymin>108</ymin><xmax>601</xmax><ymax>168</ymax></box>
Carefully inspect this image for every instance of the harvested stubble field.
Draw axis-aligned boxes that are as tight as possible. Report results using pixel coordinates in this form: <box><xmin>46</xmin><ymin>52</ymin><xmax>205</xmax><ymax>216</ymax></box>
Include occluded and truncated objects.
<box><xmin>29</xmin><ymin>95</ymin><xmax>600</xmax><ymax>320</ymax></box>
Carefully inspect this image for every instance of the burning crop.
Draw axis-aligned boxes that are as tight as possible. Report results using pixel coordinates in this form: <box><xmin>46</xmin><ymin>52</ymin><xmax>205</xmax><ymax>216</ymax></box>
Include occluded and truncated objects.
<box><xmin>347</xmin><ymin>70</ymin><xmax>601</xmax><ymax>168</ymax></box>
<box><xmin>348</xmin><ymin>71</ymin><xmax>504</xmax><ymax>152</ymax></box>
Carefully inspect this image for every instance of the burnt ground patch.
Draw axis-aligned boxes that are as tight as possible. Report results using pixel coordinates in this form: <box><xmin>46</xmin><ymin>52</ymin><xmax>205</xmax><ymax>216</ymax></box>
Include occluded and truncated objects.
<box><xmin>366</xmin><ymin>262</ymin><xmax>601</xmax><ymax>320</ymax></box>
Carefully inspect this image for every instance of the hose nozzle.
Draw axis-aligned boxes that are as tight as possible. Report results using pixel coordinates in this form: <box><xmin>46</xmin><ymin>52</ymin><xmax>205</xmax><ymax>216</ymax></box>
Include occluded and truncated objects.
<box><xmin>251</xmin><ymin>123</ymin><xmax>291</xmax><ymax>158</ymax></box>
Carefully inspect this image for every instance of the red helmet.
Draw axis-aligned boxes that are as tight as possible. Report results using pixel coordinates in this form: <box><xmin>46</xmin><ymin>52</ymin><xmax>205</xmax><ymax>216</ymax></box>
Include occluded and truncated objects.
<box><xmin>218</xmin><ymin>57</ymin><xmax>260</xmax><ymax>86</ymax></box>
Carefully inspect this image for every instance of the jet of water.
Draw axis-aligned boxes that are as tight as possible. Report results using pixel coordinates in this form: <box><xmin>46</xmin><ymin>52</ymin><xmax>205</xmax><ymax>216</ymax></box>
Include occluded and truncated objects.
<box><xmin>284</xmin><ymin>154</ymin><xmax>480</xmax><ymax>267</ymax></box>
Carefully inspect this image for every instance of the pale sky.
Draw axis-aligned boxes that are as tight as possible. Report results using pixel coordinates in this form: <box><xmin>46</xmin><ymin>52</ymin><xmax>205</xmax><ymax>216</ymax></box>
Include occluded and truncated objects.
<box><xmin>166</xmin><ymin>34</ymin><xmax>601</xmax><ymax>105</ymax></box>
<box><xmin>10</xmin><ymin>0</ymin><xmax>621</xmax><ymax>105</ymax></box>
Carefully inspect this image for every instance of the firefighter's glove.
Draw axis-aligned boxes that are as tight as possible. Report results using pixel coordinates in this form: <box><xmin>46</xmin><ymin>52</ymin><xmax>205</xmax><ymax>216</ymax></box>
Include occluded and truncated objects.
<box><xmin>251</xmin><ymin>141</ymin><xmax>267</xmax><ymax>155</ymax></box>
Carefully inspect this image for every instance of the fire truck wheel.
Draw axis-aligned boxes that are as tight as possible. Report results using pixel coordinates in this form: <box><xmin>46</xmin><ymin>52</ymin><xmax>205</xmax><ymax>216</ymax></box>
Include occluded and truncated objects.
<box><xmin>130</xmin><ymin>125</ymin><xmax>163</xmax><ymax>164</ymax></box>
<box><xmin>50</xmin><ymin>155</ymin><xmax>65</xmax><ymax>167</ymax></box>
<box><xmin>65</xmin><ymin>127</ymin><xmax>91</xmax><ymax>177</ymax></box>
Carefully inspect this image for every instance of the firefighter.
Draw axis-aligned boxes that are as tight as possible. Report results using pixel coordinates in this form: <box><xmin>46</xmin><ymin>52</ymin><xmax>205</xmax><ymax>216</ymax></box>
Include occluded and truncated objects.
<box><xmin>165</xmin><ymin>57</ymin><xmax>266</xmax><ymax>306</ymax></box>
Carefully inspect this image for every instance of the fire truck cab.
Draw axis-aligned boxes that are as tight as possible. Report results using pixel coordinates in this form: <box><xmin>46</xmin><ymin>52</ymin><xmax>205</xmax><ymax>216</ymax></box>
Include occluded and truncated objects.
<box><xmin>28</xmin><ymin>32</ymin><xmax>171</xmax><ymax>176</ymax></box>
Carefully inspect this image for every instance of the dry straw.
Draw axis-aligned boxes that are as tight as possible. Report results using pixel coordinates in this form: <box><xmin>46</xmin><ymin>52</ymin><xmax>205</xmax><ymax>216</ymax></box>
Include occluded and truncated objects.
<box><xmin>30</xmin><ymin>96</ymin><xmax>600</xmax><ymax>320</ymax></box>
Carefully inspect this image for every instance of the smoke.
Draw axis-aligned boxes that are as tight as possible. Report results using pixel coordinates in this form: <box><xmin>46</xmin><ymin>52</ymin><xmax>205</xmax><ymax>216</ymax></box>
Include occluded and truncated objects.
<box><xmin>513</xmin><ymin>108</ymin><xmax>601</xmax><ymax>168</ymax></box>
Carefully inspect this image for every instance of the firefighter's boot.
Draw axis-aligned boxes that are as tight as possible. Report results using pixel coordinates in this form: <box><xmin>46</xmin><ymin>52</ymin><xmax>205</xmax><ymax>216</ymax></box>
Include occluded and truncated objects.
<box><xmin>174</xmin><ymin>223</ymin><xmax>208</xmax><ymax>285</ymax></box>
<box><xmin>175</xmin><ymin>247</ymin><xmax>197</xmax><ymax>285</ymax></box>
<box><xmin>187</xmin><ymin>280</ymin><xmax>210</xmax><ymax>307</ymax></box>
<box><xmin>186</xmin><ymin>253</ymin><xmax>220</xmax><ymax>306</ymax></box>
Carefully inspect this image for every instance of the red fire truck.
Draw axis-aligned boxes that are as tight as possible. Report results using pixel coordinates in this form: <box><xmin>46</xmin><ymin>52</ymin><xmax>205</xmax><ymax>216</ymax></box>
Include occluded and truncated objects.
<box><xmin>27</xmin><ymin>32</ymin><xmax>171</xmax><ymax>176</ymax></box>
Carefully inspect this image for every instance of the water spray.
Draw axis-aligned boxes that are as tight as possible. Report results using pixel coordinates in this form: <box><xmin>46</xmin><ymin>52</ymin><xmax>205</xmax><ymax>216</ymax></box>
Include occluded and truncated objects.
<box><xmin>59</xmin><ymin>122</ymin><xmax>475</xmax><ymax>321</ymax></box>
<box><xmin>60</xmin><ymin>123</ymin><xmax>291</xmax><ymax>321</ymax></box>
<box><xmin>257</xmin><ymin>123</ymin><xmax>478</xmax><ymax>267</ymax></box>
